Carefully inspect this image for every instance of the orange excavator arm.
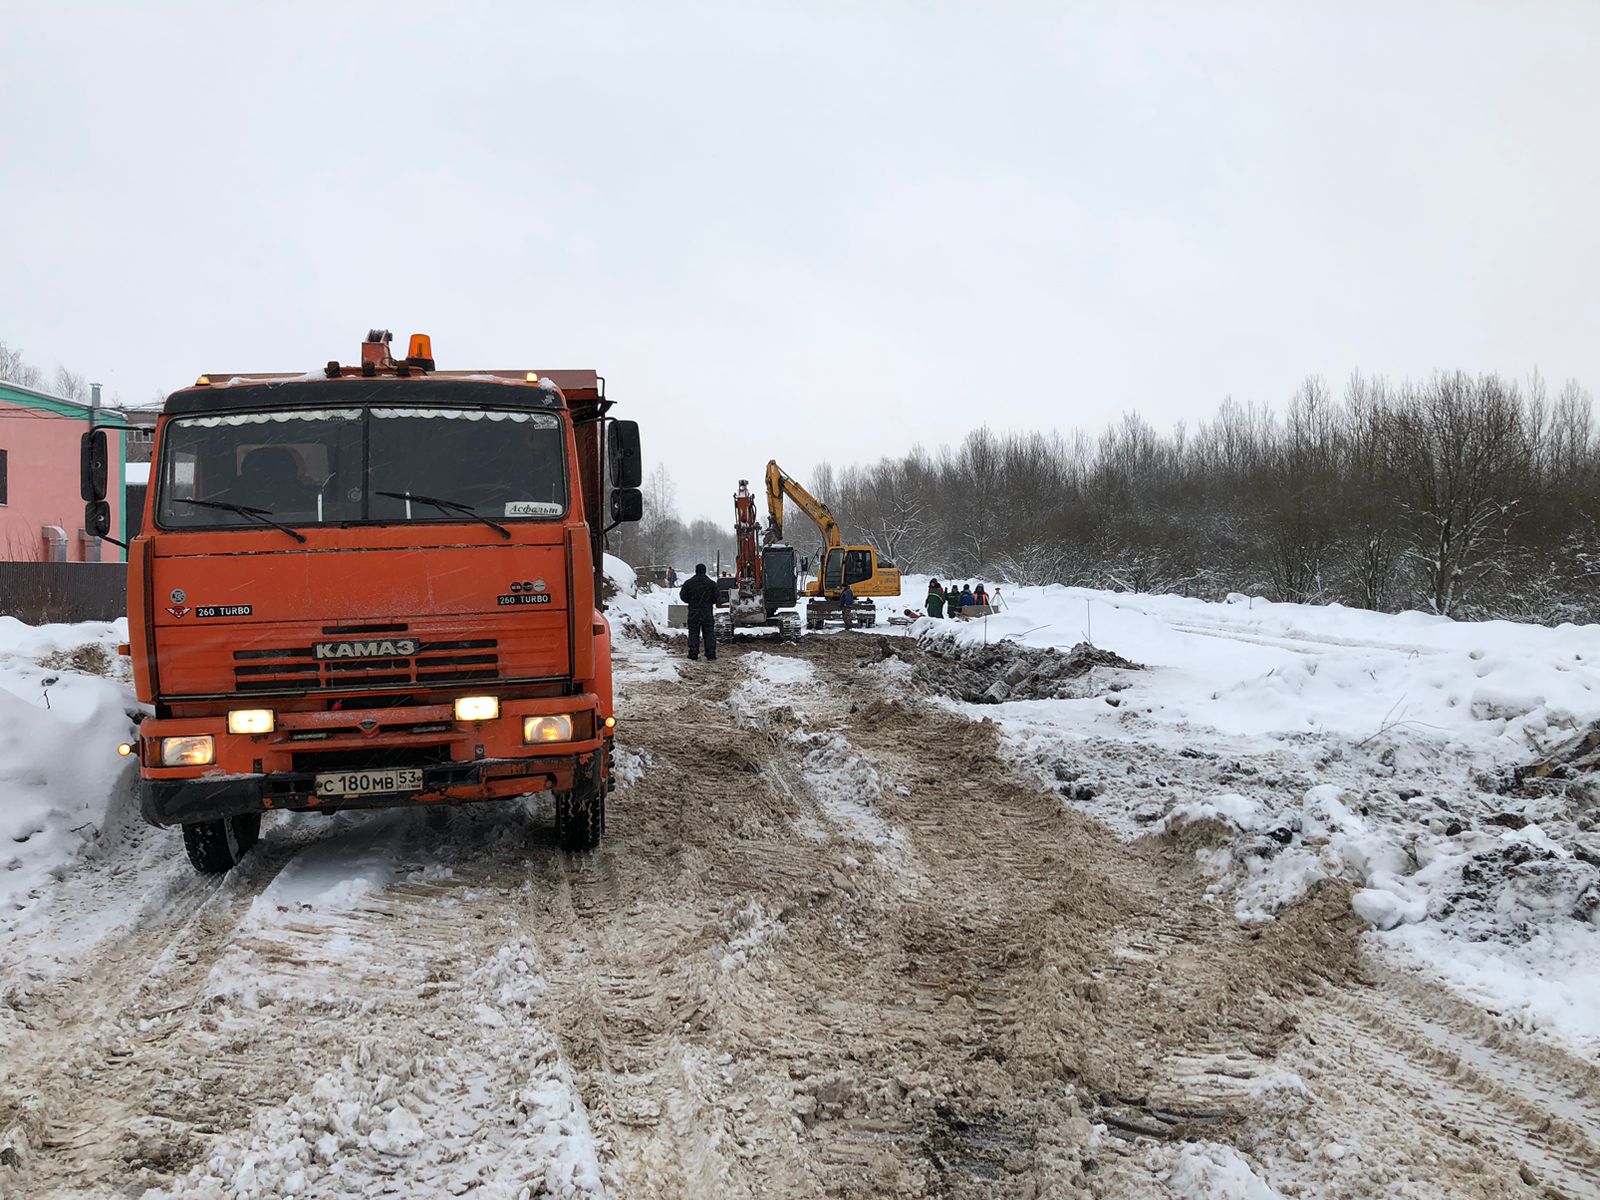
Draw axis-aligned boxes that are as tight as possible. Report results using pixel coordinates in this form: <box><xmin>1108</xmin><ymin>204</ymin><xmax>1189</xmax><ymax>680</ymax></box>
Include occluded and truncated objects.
<box><xmin>733</xmin><ymin>480</ymin><xmax>763</xmax><ymax>599</ymax></box>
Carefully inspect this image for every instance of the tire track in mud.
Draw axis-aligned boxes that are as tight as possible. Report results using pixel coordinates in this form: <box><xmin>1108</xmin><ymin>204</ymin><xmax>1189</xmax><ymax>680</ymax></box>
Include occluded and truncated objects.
<box><xmin>0</xmin><ymin>828</ymin><xmax>313</xmax><ymax>1191</ymax></box>
<box><xmin>583</xmin><ymin>636</ymin><xmax>1336</xmax><ymax>1196</ymax></box>
<box><xmin>710</xmin><ymin>632</ymin><xmax>1599</xmax><ymax>1198</ymax></box>
<box><xmin>1304</xmin><ymin>976</ymin><xmax>1600</xmax><ymax>1198</ymax></box>
<box><xmin>762</xmin><ymin>639</ymin><xmax>1317</xmax><ymax>1195</ymax></box>
<box><xmin>0</xmin><ymin>808</ymin><xmax>607</xmax><ymax>1198</ymax></box>
<box><xmin>526</xmin><ymin>673</ymin><xmax>843</xmax><ymax>1198</ymax></box>
<box><xmin>7</xmin><ymin>629</ymin><xmax>1596</xmax><ymax>1198</ymax></box>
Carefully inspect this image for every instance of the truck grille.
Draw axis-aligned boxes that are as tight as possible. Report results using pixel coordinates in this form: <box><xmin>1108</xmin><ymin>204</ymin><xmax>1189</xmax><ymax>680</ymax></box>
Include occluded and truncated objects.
<box><xmin>233</xmin><ymin>639</ymin><xmax>499</xmax><ymax>693</ymax></box>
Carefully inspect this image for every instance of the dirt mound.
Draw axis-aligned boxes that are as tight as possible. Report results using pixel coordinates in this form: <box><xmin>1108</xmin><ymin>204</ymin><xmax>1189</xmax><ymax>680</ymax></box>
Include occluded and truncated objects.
<box><xmin>881</xmin><ymin>634</ymin><xmax>1141</xmax><ymax>704</ymax></box>
<box><xmin>37</xmin><ymin>643</ymin><xmax>114</xmax><ymax>677</ymax></box>
<box><xmin>1511</xmin><ymin>724</ymin><xmax>1600</xmax><ymax>798</ymax></box>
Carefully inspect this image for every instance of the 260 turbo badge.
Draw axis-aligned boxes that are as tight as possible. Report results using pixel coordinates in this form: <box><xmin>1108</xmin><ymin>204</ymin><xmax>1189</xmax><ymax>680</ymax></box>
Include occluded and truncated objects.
<box><xmin>497</xmin><ymin>579</ymin><xmax>552</xmax><ymax>607</ymax></box>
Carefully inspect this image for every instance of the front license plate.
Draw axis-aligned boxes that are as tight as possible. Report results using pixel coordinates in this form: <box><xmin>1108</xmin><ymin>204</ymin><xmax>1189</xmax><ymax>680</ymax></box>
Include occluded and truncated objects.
<box><xmin>314</xmin><ymin>768</ymin><xmax>424</xmax><ymax>797</ymax></box>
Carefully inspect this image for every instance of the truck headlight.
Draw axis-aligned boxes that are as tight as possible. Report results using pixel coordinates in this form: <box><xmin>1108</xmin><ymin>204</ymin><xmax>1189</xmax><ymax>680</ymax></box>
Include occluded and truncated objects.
<box><xmin>227</xmin><ymin>709</ymin><xmax>276</xmax><ymax>735</ymax></box>
<box><xmin>454</xmin><ymin>695</ymin><xmax>500</xmax><ymax>722</ymax></box>
<box><xmin>160</xmin><ymin>735</ymin><xmax>215</xmax><ymax>766</ymax></box>
<box><xmin>523</xmin><ymin>714</ymin><xmax>574</xmax><ymax>743</ymax></box>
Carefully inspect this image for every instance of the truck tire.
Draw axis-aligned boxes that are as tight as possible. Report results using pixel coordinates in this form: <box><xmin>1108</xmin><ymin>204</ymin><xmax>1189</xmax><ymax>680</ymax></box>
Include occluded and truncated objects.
<box><xmin>181</xmin><ymin>812</ymin><xmax>261</xmax><ymax>874</ymax></box>
<box><xmin>555</xmin><ymin>781</ymin><xmax>605</xmax><ymax>853</ymax></box>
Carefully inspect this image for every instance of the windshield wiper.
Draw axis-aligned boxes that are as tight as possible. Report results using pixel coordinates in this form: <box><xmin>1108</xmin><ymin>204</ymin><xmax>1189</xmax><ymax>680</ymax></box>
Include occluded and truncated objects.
<box><xmin>375</xmin><ymin>491</ymin><xmax>511</xmax><ymax>539</ymax></box>
<box><xmin>172</xmin><ymin>498</ymin><xmax>308</xmax><ymax>543</ymax></box>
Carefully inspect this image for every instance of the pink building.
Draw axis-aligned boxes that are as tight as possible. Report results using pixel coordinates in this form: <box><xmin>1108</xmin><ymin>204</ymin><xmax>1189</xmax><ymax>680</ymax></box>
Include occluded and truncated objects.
<box><xmin>0</xmin><ymin>382</ymin><xmax>126</xmax><ymax>562</ymax></box>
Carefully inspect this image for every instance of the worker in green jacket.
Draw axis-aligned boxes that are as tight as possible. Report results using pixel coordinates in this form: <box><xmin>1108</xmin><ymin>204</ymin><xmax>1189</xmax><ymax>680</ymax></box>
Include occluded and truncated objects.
<box><xmin>927</xmin><ymin>579</ymin><xmax>946</xmax><ymax>618</ymax></box>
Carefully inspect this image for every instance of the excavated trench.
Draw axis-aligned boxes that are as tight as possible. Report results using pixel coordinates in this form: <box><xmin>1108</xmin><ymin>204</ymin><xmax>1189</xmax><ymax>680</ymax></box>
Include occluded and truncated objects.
<box><xmin>873</xmin><ymin>633</ymin><xmax>1142</xmax><ymax>704</ymax></box>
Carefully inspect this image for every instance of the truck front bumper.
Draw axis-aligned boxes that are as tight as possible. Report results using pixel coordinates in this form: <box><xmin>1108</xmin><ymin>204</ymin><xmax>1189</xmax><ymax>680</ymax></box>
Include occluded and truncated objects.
<box><xmin>136</xmin><ymin>695</ymin><xmax>608</xmax><ymax>827</ymax></box>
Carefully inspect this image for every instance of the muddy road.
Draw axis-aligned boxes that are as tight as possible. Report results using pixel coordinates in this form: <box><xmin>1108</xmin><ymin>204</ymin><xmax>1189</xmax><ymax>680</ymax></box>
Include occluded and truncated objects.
<box><xmin>1</xmin><ymin>632</ymin><xmax>1596</xmax><ymax>1198</ymax></box>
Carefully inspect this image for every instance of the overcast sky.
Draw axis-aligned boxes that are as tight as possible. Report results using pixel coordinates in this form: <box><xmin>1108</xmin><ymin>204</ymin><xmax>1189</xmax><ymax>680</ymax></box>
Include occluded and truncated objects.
<box><xmin>3</xmin><ymin>2</ymin><xmax>1598</xmax><ymax>520</ymax></box>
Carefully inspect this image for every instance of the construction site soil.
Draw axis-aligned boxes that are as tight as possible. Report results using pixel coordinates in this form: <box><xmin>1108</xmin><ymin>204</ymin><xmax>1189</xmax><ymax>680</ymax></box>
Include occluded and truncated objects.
<box><xmin>1</xmin><ymin>632</ymin><xmax>1597</xmax><ymax>1198</ymax></box>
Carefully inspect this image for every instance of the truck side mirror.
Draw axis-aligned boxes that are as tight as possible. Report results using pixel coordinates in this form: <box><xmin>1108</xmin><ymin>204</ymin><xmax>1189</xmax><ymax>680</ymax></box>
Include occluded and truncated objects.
<box><xmin>608</xmin><ymin>420</ymin><xmax>642</xmax><ymax>489</ymax></box>
<box><xmin>85</xmin><ymin>500</ymin><xmax>112</xmax><ymax>538</ymax></box>
<box><xmin>610</xmin><ymin>487</ymin><xmax>643</xmax><ymax>523</ymax></box>
<box><xmin>81</xmin><ymin>429</ymin><xmax>109</xmax><ymax>502</ymax></box>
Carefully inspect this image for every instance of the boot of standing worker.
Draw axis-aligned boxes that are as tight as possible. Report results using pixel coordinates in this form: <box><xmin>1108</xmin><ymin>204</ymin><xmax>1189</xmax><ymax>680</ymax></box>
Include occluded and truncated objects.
<box><xmin>679</xmin><ymin>563</ymin><xmax>718</xmax><ymax>660</ymax></box>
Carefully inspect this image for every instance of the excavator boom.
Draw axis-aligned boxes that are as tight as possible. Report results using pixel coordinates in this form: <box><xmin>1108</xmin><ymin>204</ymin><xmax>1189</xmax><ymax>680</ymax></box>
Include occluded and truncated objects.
<box><xmin>764</xmin><ymin>460</ymin><xmax>841</xmax><ymax>550</ymax></box>
<box><xmin>762</xmin><ymin>460</ymin><xmax>900</xmax><ymax>629</ymax></box>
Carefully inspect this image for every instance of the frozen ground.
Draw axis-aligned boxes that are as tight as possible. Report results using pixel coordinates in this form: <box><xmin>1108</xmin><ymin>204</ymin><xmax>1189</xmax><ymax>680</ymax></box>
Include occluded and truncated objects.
<box><xmin>875</xmin><ymin>577</ymin><xmax>1600</xmax><ymax>1056</ymax></box>
<box><xmin>0</xmin><ymin>564</ymin><xmax>1596</xmax><ymax>1197</ymax></box>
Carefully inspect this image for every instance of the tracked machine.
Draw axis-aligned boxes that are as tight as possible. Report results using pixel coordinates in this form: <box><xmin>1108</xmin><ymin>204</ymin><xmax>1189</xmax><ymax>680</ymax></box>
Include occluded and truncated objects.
<box><xmin>763</xmin><ymin>460</ymin><xmax>900</xmax><ymax>630</ymax></box>
<box><xmin>714</xmin><ymin>479</ymin><xmax>802</xmax><ymax>641</ymax></box>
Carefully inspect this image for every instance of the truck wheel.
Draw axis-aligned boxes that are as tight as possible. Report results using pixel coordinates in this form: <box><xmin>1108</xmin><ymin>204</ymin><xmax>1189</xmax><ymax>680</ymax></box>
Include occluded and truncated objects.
<box><xmin>555</xmin><ymin>782</ymin><xmax>605</xmax><ymax>852</ymax></box>
<box><xmin>181</xmin><ymin>812</ymin><xmax>261</xmax><ymax>874</ymax></box>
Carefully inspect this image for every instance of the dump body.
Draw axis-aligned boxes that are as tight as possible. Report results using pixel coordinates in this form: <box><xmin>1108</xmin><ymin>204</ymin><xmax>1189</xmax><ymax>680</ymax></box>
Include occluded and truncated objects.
<box><xmin>121</xmin><ymin>367</ymin><xmax>631</xmax><ymax>835</ymax></box>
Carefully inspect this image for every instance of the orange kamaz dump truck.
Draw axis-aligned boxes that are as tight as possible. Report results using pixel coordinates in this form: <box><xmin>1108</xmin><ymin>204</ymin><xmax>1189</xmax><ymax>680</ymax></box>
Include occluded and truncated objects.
<box><xmin>81</xmin><ymin>331</ymin><xmax>642</xmax><ymax>872</ymax></box>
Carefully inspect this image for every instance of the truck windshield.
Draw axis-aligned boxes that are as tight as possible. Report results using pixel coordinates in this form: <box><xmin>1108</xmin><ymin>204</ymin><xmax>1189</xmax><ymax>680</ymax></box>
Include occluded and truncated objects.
<box><xmin>155</xmin><ymin>407</ymin><xmax>567</xmax><ymax>530</ymax></box>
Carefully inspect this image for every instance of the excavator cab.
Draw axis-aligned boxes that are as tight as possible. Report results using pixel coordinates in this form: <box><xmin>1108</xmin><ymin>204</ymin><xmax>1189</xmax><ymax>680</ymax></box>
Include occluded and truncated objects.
<box><xmin>804</xmin><ymin>545</ymin><xmax>900</xmax><ymax>628</ymax></box>
<box><xmin>822</xmin><ymin>546</ymin><xmax>878</xmax><ymax>593</ymax></box>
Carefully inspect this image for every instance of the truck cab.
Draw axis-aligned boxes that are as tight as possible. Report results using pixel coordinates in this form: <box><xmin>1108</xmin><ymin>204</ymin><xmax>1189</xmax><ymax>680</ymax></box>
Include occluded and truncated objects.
<box><xmin>83</xmin><ymin>332</ymin><xmax>642</xmax><ymax>872</ymax></box>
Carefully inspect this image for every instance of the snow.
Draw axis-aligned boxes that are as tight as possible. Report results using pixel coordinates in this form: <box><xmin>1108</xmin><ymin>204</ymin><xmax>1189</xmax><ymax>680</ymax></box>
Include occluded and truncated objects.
<box><xmin>745</xmin><ymin>653</ymin><xmax>814</xmax><ymax>687</ymax></box>
<box><xmin>4</xmin><ymin>559</ymin><xmax>1600</xmax><ymax>1198</ymax></box>
<box><xmin>892</xmin><ymin>577</ymin><xmax>1600</xmax><ymax>1052</ymax></box>
<box><xmin>151</xmin><ymin>1031</ymin><xmax>602</xmax><ymax>1200</ymax></box>
<box><xmin>1165</xmin><ymin>1141</ymin><xmax>1287</xmax><ymax>1199</ymax></box>
<box><xmin>896</xmin><ymin>576</ymin><xmax>1600</xmax><ymax>744</ymax></box>
<box><xmin>0</xmin><ymin>617</ymin><xmax>138</xmax><ymax>919</ymax></box>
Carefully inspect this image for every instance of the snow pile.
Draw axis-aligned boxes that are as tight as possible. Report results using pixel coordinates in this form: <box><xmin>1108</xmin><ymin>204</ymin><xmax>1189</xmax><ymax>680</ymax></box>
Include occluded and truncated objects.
<box><xmin>602</xmin><ymin>552</ymin><xmax>655</xmax><ymax>643</ymax></box>
<box><xmin>898</xmin><ymin>578</ymin><xmax>1600</xmax><ymax>744</ymax></box>
<box><xmin>1164</xmin><ymin>1141</ymin><xmax>1286</xmax><ymax>1199</ymax></box>
<box><xmin>714</xmin><ymin>899</ymin><xmax>782</xmax><ymax>972</ymax></box>
<box><xmin>1151</xmin><ymin>757</ymin><xmax>1600</xmax><ymax>1048</ymax></box>
<box><xmin>611</xmin><ymin>746</ymin><xmax>652</xmax><ymax>790</ymax></box>
<box><xmin>745</xmin><ymin>653</ymin><xmax>814</xmax><ymax>688</ymax></box>
<box><xmin>602</xmin><ymin>554</ymin><xmax>683</xmax><ymax>683</ymax></box>
<box><xmin>907</xmin><ymin>581</ymin><xmax>1600</xmax><ymax>1050</ymax></box>
<box><xmin>0</xmin><ymin>617</ymin><xmax>138</xmax><ymax>917</ymax></box>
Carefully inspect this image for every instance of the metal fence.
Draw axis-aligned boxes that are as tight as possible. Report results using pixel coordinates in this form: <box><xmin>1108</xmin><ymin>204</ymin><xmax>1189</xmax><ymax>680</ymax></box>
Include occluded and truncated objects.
<box><xmin>0</xmin><ymin>562</ymin><xmax>127</xmax><ymax>624</ymax></box>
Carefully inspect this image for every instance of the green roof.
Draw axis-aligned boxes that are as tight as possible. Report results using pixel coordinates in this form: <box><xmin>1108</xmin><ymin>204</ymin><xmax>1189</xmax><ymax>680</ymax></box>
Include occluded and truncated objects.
<box><xmin>0</xmin><ymin>379</ymin><xmax>124</xmax><ymax>421</ymax></box>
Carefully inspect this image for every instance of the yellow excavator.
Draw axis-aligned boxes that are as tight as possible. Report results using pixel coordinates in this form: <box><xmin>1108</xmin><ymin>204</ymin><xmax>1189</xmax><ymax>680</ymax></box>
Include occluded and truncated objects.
<box><xmin>764</xmin><ymin>460</ymin><xmax>901</xmax><ymax>629</ymax></box>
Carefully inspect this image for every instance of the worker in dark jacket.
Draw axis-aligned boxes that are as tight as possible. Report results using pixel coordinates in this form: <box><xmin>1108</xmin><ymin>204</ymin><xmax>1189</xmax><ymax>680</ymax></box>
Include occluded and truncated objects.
<box><xmin>839</xmin><ymin>582</ymin><xmax>857</xmax><ymax>630</ymax></box>
<box><xmin>926</xmin><ymin>579</ymin><xmax>945</xmax><ymax>619</ymax></box>
<box><xmin>679</xmin><ymin>563</ymin><xmax>718</xmax><ymax>660</ymax></box>
<box><xmin>973</xmin><ymin>584</ymin><xmax>989</xmax><ymax>608</ymax></box>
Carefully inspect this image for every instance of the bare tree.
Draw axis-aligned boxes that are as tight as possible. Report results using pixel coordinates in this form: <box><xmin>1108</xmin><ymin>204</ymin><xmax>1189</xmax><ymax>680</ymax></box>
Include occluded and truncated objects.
<box><xmin>0</xmin><ymin>339</ymin><xmax>45</xmax><ymax>390</ymax></box>
<box><xmin>52</xmin><ymin>365</ymin><xmax>88</xmax><ymax>402</ymax></box>
<box><xmin>637</xmin><ymin>465</ymin><xmax>683</xmax><ymax>570</ymax></box>
<box><xmin>1388</xmin><ymin>373</ymin><xmax>1532</xmax><ymax>616</ymax></box>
